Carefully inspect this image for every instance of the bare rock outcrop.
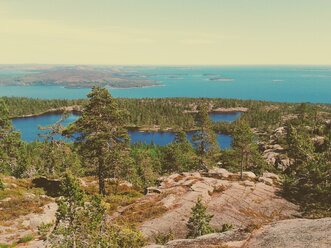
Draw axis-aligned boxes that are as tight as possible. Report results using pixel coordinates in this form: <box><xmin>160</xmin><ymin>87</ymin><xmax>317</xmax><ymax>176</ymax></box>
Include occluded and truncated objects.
<box><xmin>145</xmin><ymin>218</ymin><xmax>331</xmax><ymax>248</ymax></box>
<box><xmin>0</xmin><ymin>202</ymin><xmax>57</xmax><ymax>246</ymax></box>
<box><xmin>139</xmin><ymin>169</ymin><xmax>298</xmax><ymax>240</ymax></box>
<box><xmin>245</xmin><ymin>218</ymin><xmax>331</xmax><ymax>248</ymax></box>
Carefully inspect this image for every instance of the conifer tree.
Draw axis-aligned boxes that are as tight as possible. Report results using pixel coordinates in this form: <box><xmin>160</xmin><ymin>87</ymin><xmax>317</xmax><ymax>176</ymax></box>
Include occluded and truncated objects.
<box><xmin>0</xmin><ymin>99</ymin><xmax>21</xmax><ymax>174</ymax></box>
<box><xmin>187</xmin><ymin>198</ymin><xmax>214</xmax><ymax>238</ymax></box>
<box><xmin>163</xmin><ymin>131</ymin><xmax>197</xmax><ymax>173</ymax></box>
<box><xmin>192</xmin><ymin>104</ymin><xmax>219</xmax><ymax>169</ymax></box>
<box><xmin>232</xmin><ymin>120</ymin><xmax>260</xmax><ymax>179</ymax></box>
<box><xmin>65</xmin><ymin>87</ymin><xmax>129</xmax><ymax>195</ymax></box>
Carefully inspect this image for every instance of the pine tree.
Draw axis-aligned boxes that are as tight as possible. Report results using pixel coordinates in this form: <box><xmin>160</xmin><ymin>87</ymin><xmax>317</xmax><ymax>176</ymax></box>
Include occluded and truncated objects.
<box><xmin>192</xmin><ymin>104</ymin><xmax>219</xmax><ymax>169</ymax></box>
<box><xmin>51</xmin><ymin>172</ymin><xmax>146</xmax><ymax>247</ymax></box>
<box><xmin>163</xmin><ymin>131</ymin><xmax>197</xmax><ymax>173</ymax></box>
<box><xmin>0</xmin><ymin>99</ymin><xmax>21</xmax><ymax>175</ymax></box>
<box><xmin>186</xmin><ymin>198</ymin><xmax>214</xmax><ymax>238</ymax></box>
<box><xmin>233</xmin><ymin>120</ymin><xmax>259</xmax><ymax>179</ymax></box>
<box><xmin>65</xmin><ymin>86</ymin><xmax>129</xmax><ymax>195</ymax></box>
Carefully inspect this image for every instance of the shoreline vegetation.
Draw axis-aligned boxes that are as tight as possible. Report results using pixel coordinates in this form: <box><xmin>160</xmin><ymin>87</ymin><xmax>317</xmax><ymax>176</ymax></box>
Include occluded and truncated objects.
<box><xmin>4</xmin><ymin>97</ymin><xmax>331</xmax><ymax>130</ymax></box>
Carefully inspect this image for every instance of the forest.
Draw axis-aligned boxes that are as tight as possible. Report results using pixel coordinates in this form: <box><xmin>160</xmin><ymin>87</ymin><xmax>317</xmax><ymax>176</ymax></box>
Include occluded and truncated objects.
<box><xmin>0</xmin><ymin>87</ymin><xmax>330</xmax><ymax>247</ymax></box>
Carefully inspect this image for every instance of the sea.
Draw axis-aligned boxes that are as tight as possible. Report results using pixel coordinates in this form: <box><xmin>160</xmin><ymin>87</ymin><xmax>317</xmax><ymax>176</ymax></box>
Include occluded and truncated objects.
<box><xmin>1</xmin><ymin>66</ymin><xmax>331</xmax><ymax>103</ymax></box>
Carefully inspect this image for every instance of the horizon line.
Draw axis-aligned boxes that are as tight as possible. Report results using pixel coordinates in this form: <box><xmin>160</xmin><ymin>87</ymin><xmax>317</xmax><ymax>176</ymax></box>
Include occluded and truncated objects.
<box><xmin>1</xmin><ymin>63</ymin><xmax>331</xmax><ymax>67</ymax></box>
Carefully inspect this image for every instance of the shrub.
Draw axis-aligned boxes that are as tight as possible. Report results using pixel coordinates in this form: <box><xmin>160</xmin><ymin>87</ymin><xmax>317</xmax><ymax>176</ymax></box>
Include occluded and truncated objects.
<box><xmin>153</xmin><ymin>230</ymin><xmax>174</xmax><ymax>245</ymax></box>
<box><xmin>219</xmin><ymin>223</ymin><xmax>233</xmax><ymax>233</ymax></box>
<box><xmin>38</xmin><ymin>222</ymin><xmax>53</xmax><ymax>240</ymax></box>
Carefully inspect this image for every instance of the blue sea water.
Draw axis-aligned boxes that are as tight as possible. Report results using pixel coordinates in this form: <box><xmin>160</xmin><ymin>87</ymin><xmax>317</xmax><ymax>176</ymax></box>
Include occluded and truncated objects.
<box><xmin>1</xmin><ymin>66</ymin><xmax>331</xmax><ymax>103</ymax></box>
<box><xmin>12</xmin><ymin>113</ymin><xmax>235</xmax><ymax>149</ymax></box>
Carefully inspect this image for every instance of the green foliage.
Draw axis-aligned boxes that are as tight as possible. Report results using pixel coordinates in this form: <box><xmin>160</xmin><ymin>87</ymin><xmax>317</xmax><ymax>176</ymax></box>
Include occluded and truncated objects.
<box><xmin>51</xmin><ymin>172</ymin><xmax>145</xmax><ymax>247</ymax></box>
<box><xmin>0</xmin><ymin>177</ymin><xmax>4</xmax><ymax>190</ymax></box>
<box><xmin>153</xmin><ymin>230</ymin><xmax>174</xmax><ymax>245</ymax></box>
<box><xmin>38</xmin><ymin>222</ymin><xmax>53</xmax><ymax>240</ymax></box>
<box><xmin>0</xmin><ymin>99</ymin><xmax>22</xmax><ymax>175</ymax></box>
<box><xmin>187</xmin><ymin>198</ymin><xmax>214</xmax><ymax>238</ymax></box>
<box><xmin>284</xmin><ymin>125</ymin><xmax>331</xmax><ymax>217</ymax></box>
<box><xmin>65</xmin><ymin>86</ymin><xmax>130</xmax><ymax>195</ymax></box>
<box><xmin>162</xmin><ymin>131</ymin><xmax>198</xmax><ymax>173</ymax></box>
<box><xmin>219</xmin><ymin>223</ymin><xmax>233</xmax><ymax>233</ymax></box>
<box><xmin>17</xmin><ymin>234</ymin><xmax>34</xmax><ymax>244</ymax></box>
<box><xmin>232</xmin><ymin>120</ymin><xmax>267</xmax><ymax>177</ymax></box>
<box><xmin>1</xmin><ymin>96</ymin><xmax>85</xmax><ymax>118</ymax></box>
<box><xmin>56</xmin><ymin>171</ymin><xmax>85</xmax><ymax>231</ymax></box>
<box><xmin>286</xmin><ymin>125</ymin><xmax>315</xmax><ymax>166</ymax></box>
<box><xmin>192</xmin><ymin>104</ymin><xmax>220</xmax><ymax>169</ymax></box>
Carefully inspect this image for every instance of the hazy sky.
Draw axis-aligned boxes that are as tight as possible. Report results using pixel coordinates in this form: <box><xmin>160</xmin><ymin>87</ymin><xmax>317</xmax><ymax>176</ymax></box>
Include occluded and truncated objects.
<box><xmin>1</xmin><ymin>0</ymin><xmax>330</xmax><ymax>65</ymax></box>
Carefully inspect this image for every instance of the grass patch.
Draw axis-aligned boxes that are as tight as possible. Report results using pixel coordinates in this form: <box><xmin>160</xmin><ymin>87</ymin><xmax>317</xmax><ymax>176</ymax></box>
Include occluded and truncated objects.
<box><xmin>0</xmin><ymin>178</ymin><xmax>50</xmax><ymax>224</ymax></box>
<box><xmin>0</xmin><ymin>197</ymin><xmax>50</xmax><ymax>222</ymax></box>
<box><xmin>17</xmin><ymin>234</ymin><xmax>34</xmax><ymax>244</ymax></box>
<box><xmin>116</xmin><ymin>194</ymin><xmax>168</xmax><ymax>225</ymax></box>
<box><xmin>0</xmin><ymin>244</ymin><xmax>16</xmax><ymax>248</ymax></box>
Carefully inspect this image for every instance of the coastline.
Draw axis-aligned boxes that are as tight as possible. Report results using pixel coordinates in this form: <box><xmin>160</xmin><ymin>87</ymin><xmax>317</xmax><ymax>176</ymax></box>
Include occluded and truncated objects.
<box><xmin>10</xmin><ymin>105</ymin><xmax>82</xmax><ymax>119</ymax></box>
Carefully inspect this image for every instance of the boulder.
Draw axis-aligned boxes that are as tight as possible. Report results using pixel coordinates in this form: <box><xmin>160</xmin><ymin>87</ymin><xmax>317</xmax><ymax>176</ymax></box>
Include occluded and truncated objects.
<box><xmin>205</xmin><ymin>167</ymin><xmax>233</xmax><ymax>179</ymax></box>
<box><xmin>241</xmin><ymin>171</ymin><xmax>257</xmax><ymax>180</ymax></box>
<box><xmin>262</xmin><ymin>172</ymin><xmax>280</xmax><ymax>182</ymax></box>
<box><xmin>145</xmin><ymin>187</ymin><xmax>162</xmax><ymax>195</ymax></box>
<box><xmin>258</xmin><ymin>177</ymin><xmax>274</xmax><ymax>186</ymax></box>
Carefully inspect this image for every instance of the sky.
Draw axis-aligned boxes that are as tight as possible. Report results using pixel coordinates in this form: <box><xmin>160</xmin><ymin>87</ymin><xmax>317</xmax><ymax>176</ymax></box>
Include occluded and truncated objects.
<box><xmin>0</xmin><ymin>0</ymin><xmax>331</xmax><ymax>65</ymax></box>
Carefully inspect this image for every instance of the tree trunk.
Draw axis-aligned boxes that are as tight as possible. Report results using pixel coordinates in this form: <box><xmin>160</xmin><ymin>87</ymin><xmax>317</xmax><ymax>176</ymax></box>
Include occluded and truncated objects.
<box><xmin>240</xmin><ymin>152</ymin><xmax>244</xmax><ymax>180</ymax></box>
<box><xmin>98</xmin><ymin>163</ymin><xmax>106</xmax><ymax>195</ymax></box>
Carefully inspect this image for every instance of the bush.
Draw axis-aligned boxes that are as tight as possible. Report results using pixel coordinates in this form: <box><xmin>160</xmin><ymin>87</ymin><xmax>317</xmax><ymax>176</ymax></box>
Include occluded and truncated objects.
<box><xmin>38</xmin><ymin>222</ymin><xmax>53</xmax><ymax>240</ymax></box>
<box><xmin>153</xmin><ymin>230</ymin><xmax>174</xmax><ymax>245</ymax></box>
<box><xmin>219</xmin><ymin>223</ymin><xmax>233</xmax><ymax>233</ymax></box>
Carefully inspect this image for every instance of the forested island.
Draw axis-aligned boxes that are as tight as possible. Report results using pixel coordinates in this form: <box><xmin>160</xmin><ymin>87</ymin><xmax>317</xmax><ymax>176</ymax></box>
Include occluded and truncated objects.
<box><xmin>0</xmin><ymin>87</ymin><xmax>330</xmax><ymax>247</ymax></box>
<box><xmin>0</xmin><ymin>65</ymin><xmax>160</xmax><ymax>89</ymax></box>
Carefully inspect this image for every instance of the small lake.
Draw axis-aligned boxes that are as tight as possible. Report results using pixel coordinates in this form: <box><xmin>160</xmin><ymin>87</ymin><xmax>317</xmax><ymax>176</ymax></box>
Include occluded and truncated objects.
<box><xmin>12</xmin><ymin>112</ymin><xmax>238</xmax><ymax>149</ymax></box>
<box><xmin>209</xmin><ymin>112</ymin><xmax>241</xmax><ymax>122</ymax></box>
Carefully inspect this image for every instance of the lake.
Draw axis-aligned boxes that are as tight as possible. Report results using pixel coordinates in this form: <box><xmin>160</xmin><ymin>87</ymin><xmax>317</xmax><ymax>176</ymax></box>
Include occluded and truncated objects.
<box><xmin>1</xmin><ymin>66</ymin><xmax>331</xmax><ymax>103</ymax></box>
<box><xmin>12</xmin><ymin>112</ymin><xmax>237</xmax><ymax>149</ymax></box>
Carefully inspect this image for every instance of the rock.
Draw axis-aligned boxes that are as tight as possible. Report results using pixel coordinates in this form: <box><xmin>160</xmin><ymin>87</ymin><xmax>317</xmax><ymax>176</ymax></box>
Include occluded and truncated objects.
<box><xmin>243</xmin><ymin>180</ymin><xmax>255</xmax><ymax>187</ymax></box>
<box><xmin>246</xmin><ymin>218</ymin><xmax>331</xmax><ymax>248</ymax></box>
<box><xmin>241</xmin><ymin>171</ymin><xmax>257</xmax><ymax>180</ymax></box>
<box><xmin>23</xmin><ymin>193</ymin><xmax>36</xmax><ymax>200</ymax></box>
<box><xmin>32</xmin><ymin>177</ymin><xmax>61</xmax><ymax>197</ymax></box>
<box><xmin>312</xmin><ymin>136</ymin><xmax>325</xmax><ymax>146</ymax></box>
<box><xmin>119</xmin><ymin>181</ymin><xmax>133</xmax><ymax>188</ymax></box>
<box><xmin>159</xmin><ymin>230</ymin><xmax>250</xmax><ymax>248</ymax></box>
<box><xmin>205</xmin><ymin>167</ymin><xmax>233</xmax><ymax>179</ymax></box>
<box><xmin>273</xmin><ymin>127</ymin><xmax>286</xmax><ymax>137</ymax></box>
<box><xmin>161</xmin><ymin>194</ymin><xmax>177</xmax><ymax>208</ymax></box>
<box><xmin>138</xmin><ymin>172</ymin><xmax>298</xmax><ymax>240</ymax></box>
<box><xmin>262</xmin><ymin>172</ymin><xmax>280</xmax><ymax>182</ymax></box>
<box><xmin>1</xmin><ymin>197</ymin><xmax>12</xmax><ymax>202</ymax></box>
<box><xmin>145</xmin><ymin>187</ymin><xmax>162</xmax><ymax>195</ymax></box>
<box><xmin>258</xmin><ymin>177</ymin><xmax>274</xmax><ymax>186</ymax></box>
<box><xmin>144</xmin><ymin>245</ymin><xmax>165</xmax><ymax>248</ymax></box>
<box><xmin>22</xmin><ymin>202</ymin><xmax>58</xmax><ymax>229</ymax></box>
<box><xmin>144</xmin><ymin>218</ymin><xmax>331</xmax><ymax>248</ymax></box>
